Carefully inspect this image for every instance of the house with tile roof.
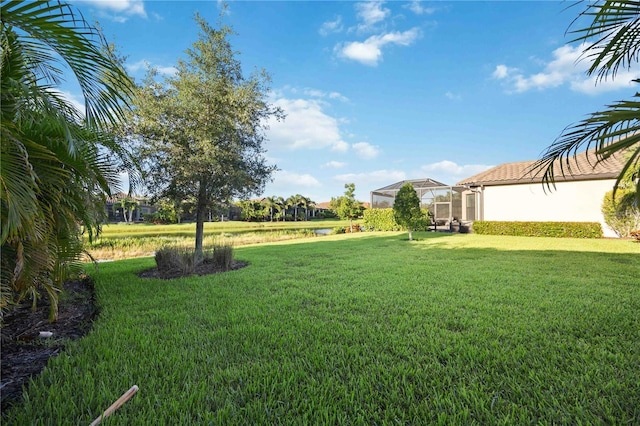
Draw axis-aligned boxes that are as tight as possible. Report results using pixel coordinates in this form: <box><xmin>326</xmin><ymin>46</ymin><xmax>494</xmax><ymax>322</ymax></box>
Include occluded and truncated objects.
<box><xmin>456</xmin><ymin>150</ymin><xmax>625</xmax><ymax>237</ymax></box>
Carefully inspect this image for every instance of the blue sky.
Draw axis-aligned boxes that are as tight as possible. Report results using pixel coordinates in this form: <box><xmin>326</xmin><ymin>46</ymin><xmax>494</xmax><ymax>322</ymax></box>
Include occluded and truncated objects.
<box><xmin>65</xmin><ymin>0</ymin><xmax>640</xmax><ymax>203</ymax></box>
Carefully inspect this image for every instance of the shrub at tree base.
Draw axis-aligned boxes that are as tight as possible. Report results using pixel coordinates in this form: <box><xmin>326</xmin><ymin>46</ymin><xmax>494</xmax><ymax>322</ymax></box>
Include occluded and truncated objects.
<box><xmin>210</xmin><ymin>244</ymin><xmax>234</xmax><ymax>271</ymax></box>
<box><xmin>155</xmin><ymin>244</ymin><xmax>235</xmax><ymax>276</ymax></box>
<box><xmin>472</xmin><ymin>221</ymin><xmax>603</xmax><ymax>238</ymax></box>
<box><xmin>630</xmin><ymin>230</ymin><xmax>640</xmax><ymax>242</ymax></box>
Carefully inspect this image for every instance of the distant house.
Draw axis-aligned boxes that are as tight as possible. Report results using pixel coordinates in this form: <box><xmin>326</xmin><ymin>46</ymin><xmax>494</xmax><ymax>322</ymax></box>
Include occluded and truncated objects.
<box><xmin>105</xmin><ymin>193</ymin><xmax>157</xmax><ymax>222</ymax></box>
<box><xmin>456</xmin><ymin>150</ymin><xmax>625</xmax><ymax>237</ymax></box>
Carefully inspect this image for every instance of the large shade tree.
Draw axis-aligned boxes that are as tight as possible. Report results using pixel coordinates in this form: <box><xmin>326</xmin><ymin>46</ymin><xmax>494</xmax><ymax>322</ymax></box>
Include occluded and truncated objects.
<box><xmin>1</xmin><ymin>0</ymin><xmax>135</xmax><ymax>319</ymax></box>
<box><xmin>133</xmin><ymin>15</ymin><xmax>282</xmax><ymax>260</ymax></box>
<box><xmin>535</xmin><ymin>1</ymin><xmax>640</xmax><ymax>197</ymax></box>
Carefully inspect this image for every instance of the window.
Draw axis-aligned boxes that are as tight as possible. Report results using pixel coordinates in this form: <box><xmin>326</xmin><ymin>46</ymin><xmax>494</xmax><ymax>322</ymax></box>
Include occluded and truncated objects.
<box><xmin>465</xmin><ymin>193</ymin><xmax>476</xmax><ymax>221</ymax></box>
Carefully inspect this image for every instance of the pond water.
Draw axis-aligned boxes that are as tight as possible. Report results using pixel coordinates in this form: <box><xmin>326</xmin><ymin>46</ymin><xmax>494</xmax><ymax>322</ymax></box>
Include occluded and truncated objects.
<box><xmin>314</xmin><ymin>228</ymin><xmax>333</xmax><ymax>235</ymax></box>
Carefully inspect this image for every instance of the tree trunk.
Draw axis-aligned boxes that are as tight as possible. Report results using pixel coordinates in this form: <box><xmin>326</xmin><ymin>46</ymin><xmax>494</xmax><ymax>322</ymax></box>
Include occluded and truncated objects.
<box><xmin>408</xmin><ymin>229</ymin><xmax>413</xmax><ymax>241</ymax></box>
<box><xmin>194</xmin><ymin>180</ymin><xmax>208</xmax><ymax>262</ymax></box>
<box><xmin>350</xmin><ymin>218</ymin><xmax>353</xmax><ymax>233</ymax></box>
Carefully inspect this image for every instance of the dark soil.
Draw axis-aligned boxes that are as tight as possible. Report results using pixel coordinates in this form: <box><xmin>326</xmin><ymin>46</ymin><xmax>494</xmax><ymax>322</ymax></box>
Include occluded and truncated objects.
<box><xmin>137</xmin><ymin>259</ymin><xmax>249</xmax><ymax>280</ymax></box>
<box><xmin>1</xmin><ymin>277</ymin><xmax>98</xmax><ymax>412</ymax></box>
<box><xmin>0</xmin><ymin>261</ymin><xmax>248</xmax><ymax>412</ymax></box>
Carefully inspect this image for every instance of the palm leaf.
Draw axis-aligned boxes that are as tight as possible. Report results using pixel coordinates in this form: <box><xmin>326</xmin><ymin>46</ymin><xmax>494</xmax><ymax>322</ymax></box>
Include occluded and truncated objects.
<box><xmin>1</xmin><ymin>0</ymin><xmax>134</xmax><ymax>129</ymax></box>
<box><xmin>569</xmin><ymin>1</ymin><xmax>640</xmax><ymax>81</ymax></box>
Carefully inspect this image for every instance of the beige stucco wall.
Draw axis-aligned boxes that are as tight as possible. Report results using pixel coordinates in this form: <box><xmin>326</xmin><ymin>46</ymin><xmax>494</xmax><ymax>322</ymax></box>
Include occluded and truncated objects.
<box><xmin>481</xmin><ymin>179</ymin><xmax>618</xmax><ymax>237</ymax></box>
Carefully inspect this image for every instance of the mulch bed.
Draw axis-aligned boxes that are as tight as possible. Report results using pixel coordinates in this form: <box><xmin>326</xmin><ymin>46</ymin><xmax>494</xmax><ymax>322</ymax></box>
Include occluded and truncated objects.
<box><xmin>1</xmin><ymin>277</ymin><xmax>98</xmax><ymax>412</ymax></box>
<box><xmin>137</xmin><ymin>260</ymin><xmax>249</xmax><ymax>280</ymax></box>
<box><xmin>1</xmin><ymin>260</ymin><xmax>249</xmax><ymax>412</ymax></box>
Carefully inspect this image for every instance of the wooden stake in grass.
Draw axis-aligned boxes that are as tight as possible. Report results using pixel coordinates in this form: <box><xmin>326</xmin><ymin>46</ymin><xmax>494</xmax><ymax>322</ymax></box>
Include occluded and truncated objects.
<box><xmin>89</xmin><ymin>385</ymin><xmax>139</xmax><ymax>426</ymax></box>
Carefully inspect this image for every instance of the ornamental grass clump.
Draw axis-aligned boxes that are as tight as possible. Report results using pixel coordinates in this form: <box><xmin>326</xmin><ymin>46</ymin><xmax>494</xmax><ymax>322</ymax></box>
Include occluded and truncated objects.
<box><xmin>155</xmin><ymin>247</ymin><xmax>196</xmax><ymax>275</ymax></box>
<box><xmin>154</xmin><ymin>243</ymin><xmax>236</xmax><ymax>278</ymax></box>
<box><xmin>210</xmin><ymin>244</ymin><xmax>234</xmax><ymax>271</ymax></box>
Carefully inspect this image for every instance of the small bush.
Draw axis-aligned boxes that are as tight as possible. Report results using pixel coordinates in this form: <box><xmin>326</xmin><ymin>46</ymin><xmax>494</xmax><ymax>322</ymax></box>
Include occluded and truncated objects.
<box><xmin>472</xmin><ymin>221</ymin><xmax>603</xmax><ymax>238</ymax></box>
<box><xmin>602</xmin><ymin>189</ymin><xmax>640</xmax><ymax>237</ymax></box>
<box><xmin>630</xmin><ymin>230</ymin><xmax>640</xmax><ymax>242</ymax></box>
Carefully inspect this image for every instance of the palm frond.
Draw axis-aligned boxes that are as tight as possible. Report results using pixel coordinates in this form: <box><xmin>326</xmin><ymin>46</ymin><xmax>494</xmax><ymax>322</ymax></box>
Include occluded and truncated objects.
<box><xmin>533</xmin><ymin>86</ymin><xmax>640</xmax><ymax>195</ymax></box>
<box><xmin>569</xmin><ymin>1</ymin><xmax>640</xmax><ymax>81</ymax></box>
<box><xmin>1</xmin><ymin>0</ymin><xmax>134</xmax><ymax>129</ymax></box>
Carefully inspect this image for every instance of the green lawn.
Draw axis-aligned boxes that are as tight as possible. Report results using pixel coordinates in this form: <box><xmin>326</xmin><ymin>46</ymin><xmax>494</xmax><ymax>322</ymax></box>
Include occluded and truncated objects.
<box><xmin>5</xmin><ymin>233</ymin><xmax>640</xmax><ymax>424</ymax></box>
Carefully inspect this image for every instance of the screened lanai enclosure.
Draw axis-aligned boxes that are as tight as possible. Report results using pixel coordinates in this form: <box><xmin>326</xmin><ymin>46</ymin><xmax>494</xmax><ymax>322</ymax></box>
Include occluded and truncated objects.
<box><xmin>370</xmin><ymin>178</ymin><xmax>474</xmax><ymax>229</ymax></box>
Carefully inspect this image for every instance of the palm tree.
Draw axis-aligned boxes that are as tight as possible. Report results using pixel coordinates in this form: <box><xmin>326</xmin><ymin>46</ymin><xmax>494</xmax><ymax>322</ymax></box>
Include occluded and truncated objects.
<box><xmin>1</xmin><ymin>1</ymin><xmax>135</xmax><ymax>320</ymax></box>
<box><xmin>262</xmin><ymin>196</ymin><xmax>279</xmax><ymax>222</ymax></box>
<box><xmin>301</xmin><ymin>196</ymin><xmax>315</xmax><ymax>220</ymax></box>
<box><xmin>287</xmin><ymin>194</ymin><xmax>306</xmax><ymax>221</ymax></box>
<box><xmin>534</xmin><ymin>1</ymin><xmax>640</xmax><ymax>196</ymax></box>
<box><xmin>274</xmin><ymin>196</ymin><xmax>286</xmax><ymax>221</ymax></box>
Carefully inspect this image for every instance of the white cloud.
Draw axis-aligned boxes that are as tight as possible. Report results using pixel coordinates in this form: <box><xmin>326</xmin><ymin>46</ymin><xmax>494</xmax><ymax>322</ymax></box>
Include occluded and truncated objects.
<box><xmin>323</xmin><ymin>161</ymin><xmax>348</xmax><ymax>169</ymax></box>
<box><xmin>126</xmin><ymin>60</ymin><xmax>177</xmax><ymax>76</ymax></box>
<box><xmin>445</xmin><ymin>91</ymin><xmax>461</xmax><ymax>100</ymax></box>
<box><xmin>335</xmin><ymin>28</ymin><xmax>421</xmax><ymax>66</ymax></box>
<box><xmin>493</xmin><ymin>43</ymin><xmax>640</xmax><ymax>95</ymax></box>
<box><xmin>271</xmin><ymin>170</ymin><xmax>322</xmax><ymax>189</ymax></box>
<box><xmin>319</xmin><ymin>16</ymin><xmax>343</xmax><ymax>36</ymax></box>
<box><xmin>335</xmin><ymin>169</ymin><xmax>407</xmax><ymax>187</ymax></box>
<box><xmin>352</xmin><ymin>142</ymin><xmax>380</xmax><ymax>159</ymax></box>
<box><xmin>51</xmin><ymin>89</ymin><xmax>85</xmax><ymax>116</ymax></box>
<box><xmin>354</xmin><ymin>1</ymin><xmax>390</xmax><ymax>33</ymax></box>
<box><xmin>75</xmin><ymin>0</ymin><xmax>146</xmax><ymax>21</ymax></box>
<box><xmin>405</xmin><ymin>1</ymin><xmax>436</xmax><ymax>15</ymax></box>
<box><xmin>420</xmin><ymin>161</ymin><xmax>493</xmax><ymax>184</ymax></box>
<box><xmin>328</xmin><ymin>92</ymin><xmax>350</xmax><ymax>102</ymax></box>
<box><xmin>266</xmin><ymin>97</ymin><xmax>349</xmax><ymax>152</ymax></box>
<box><xmin>303</xmin><ymin>88</ymin><xmax>349</xmax><ymax>102</ymax></box>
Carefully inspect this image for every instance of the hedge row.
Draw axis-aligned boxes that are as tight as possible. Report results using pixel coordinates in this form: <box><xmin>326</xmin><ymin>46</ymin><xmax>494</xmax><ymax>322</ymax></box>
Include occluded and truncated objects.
<box><xmin>472</xmin><ymin>221</ymin><xmax>603</xmax><ymax>238</ymax></box>
<box><xmin>363</xmin><ymin>208</ymin><xmax>432</xmax><ymax>231</ymax></box>
<box><xmin>362</xmin><ymin>209</ymin><xmax>403</xmax><ymax>231</ymax></box>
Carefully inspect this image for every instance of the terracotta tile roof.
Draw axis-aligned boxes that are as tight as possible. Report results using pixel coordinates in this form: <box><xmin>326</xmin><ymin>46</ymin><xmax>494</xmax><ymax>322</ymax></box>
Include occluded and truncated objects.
<box><xmin>457</xmin><ymin>149</ymin><xmax>625</xmax><ymax>187</ymax></box>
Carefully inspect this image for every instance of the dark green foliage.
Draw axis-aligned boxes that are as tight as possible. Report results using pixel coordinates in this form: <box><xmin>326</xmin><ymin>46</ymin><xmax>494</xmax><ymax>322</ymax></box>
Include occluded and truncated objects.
<box><xmin>133</xmin><ymin>16</ymin><xmax>281</xmax><ymax>259</ymax></box>
<box><xmin>393</xmin><ymin>183</ymin><xmax>427</xmax><ymax>240</ymax></box>
<box><xmin>473</xmin><ymin>221</ymin><xmax>603</xmax><ymax>238</ymax></box>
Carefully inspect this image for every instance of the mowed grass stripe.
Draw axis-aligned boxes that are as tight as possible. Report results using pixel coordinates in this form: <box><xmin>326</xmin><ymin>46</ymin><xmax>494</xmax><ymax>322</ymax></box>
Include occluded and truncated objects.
<box><xmin>5</xmin><ymin>233</ymin><xmax>639</xmax><ymax>424</ymax></box>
